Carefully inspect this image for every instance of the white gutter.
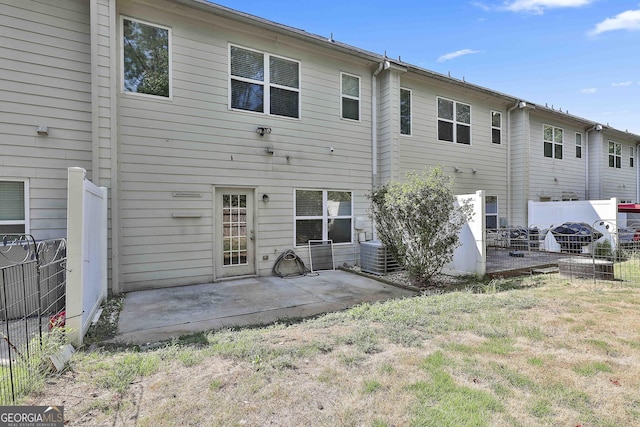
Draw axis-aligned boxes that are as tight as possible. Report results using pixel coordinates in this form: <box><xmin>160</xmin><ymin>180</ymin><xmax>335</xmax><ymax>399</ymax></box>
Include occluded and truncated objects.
<box><xmin>371</xmin><ymin>60</ymin><xmax>389</xmax><ymax>241</ymax></box>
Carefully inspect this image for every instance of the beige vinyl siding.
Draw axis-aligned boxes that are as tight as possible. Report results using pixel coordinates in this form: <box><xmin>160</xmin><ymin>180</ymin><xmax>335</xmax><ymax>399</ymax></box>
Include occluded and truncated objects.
<box><xmin>587</xmin><ymin>131</ymin><xmax>604</xmax><ymax>199</ymax></box>
<box><xmin>116</xmin><ymin>0</ymin><xmax>373</xmax><ymax>290</ymax></box>
<box><xmin>527</xmin><ymin>115</ymin><xmax>586</xmax><ymax>205</ymax></box>
<box><xmin>509</xmin><ymin>108</ymin><xmax>528</xmax><ymax>226</ymax></box>
<box><xmin>0</xmin><ymin>0</ymin><xmax>91</xmax><ymax>239</ymax></box>
<box><xmin>601</xmin><ymin>135</ymin><xmax>637</xmax><ymax>202</ymax></box>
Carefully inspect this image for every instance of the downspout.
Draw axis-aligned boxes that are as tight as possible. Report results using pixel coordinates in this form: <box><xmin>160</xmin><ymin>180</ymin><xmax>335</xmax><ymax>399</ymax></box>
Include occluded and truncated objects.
<box><xmin>506</xmin><ymin>101</ymin><xmax>519</xmax><ymax>226</ymax></box>
<box><xmin>371</xmin><ymin>60</ymin><xmax>389</xmax><ymax>240</ymax></box>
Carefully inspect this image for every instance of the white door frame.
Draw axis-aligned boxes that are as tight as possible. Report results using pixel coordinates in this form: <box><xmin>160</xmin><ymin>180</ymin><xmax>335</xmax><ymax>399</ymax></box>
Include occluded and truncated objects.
<box><xmin>213</xmin><ymin>186</ymin><xmax>257</xmax><ymax>280</ymax></box>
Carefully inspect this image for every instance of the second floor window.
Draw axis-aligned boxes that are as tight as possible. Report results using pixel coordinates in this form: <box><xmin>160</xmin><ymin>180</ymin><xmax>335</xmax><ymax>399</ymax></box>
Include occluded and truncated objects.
<box><xmin>438</xmin><ymin>98</ymin><xmax>471</xmax><ymax>145</ymax></box>
<box><xmin>341</xmin><ymin>73</ymin><xmax>360</xmax><ymax>121</ymax></box>
<box><xmin>631</xmin><ymin>146</ymin><xmax>635</xmax><ymax>168</ymax></box>
<box><xmin>491</xmin><ymin>111</ymin><xmax>501</xmax><ymax>144</ymax></box>
<box><xmin>400</xmin><ymin>88</ymin><xmax>411</xmax><ymax>135</ymax></box>
<box><xmin>609</xmin><ymin>141</ymin><xmax>621</xmax><ymax>168</ymax></box>
<box><xmin>575</xmin><ymin>133</ymin><xmax>582</xmax><ymax>158</ymax></box>
<box><xmin>543</xmin><ymin>124</ymin><xmax>563</xmax><ymax>159</ymax></box>
<box><xmin>122</xmin><ymin>17</ymin><xmax>171</xmax><ymax>98</ymax></box>
<box><xmin>230</xmin><ymin>45</ymin><xmax>300</xmax><ymax>118</ymax></box>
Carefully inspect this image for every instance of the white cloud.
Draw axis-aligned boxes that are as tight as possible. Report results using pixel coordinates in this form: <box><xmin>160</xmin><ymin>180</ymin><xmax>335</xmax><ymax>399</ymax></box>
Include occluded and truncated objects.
<box><xmin>437</xmin><ymin>49</ymin><xmax>480</xmax><ymax>63</ymax></box>
<box><xmin>581</xmin><ymin>88</ymin><xmax>597</xmax><ymax>94</ymax></box>
<box><xmin>503</xmin><ymin>0</ymin><xmax>593</xmax><ymax>14</ymax></box>
<box><xmin>612</xmin><ymin>81</ymin><xmax>633</xmax><ymax>87</ymax></box>
<box><xmin>590</xmin><ymin>10</ymin><xmax>640</xmax><ymax>35</ymax></box>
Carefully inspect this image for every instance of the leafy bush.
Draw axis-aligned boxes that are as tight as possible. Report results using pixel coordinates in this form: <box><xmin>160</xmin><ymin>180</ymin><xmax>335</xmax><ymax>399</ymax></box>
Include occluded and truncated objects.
<box><xmin>368</xmin><ymin>167</ymin><xmax>472</xmax><ymax>285</ymax></box>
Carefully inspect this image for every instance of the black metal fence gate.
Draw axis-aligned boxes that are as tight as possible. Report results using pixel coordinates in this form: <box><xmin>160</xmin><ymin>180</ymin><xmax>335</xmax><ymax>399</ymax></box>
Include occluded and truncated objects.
<box><xmin>0</xmin><ymin>235</ymin><xmax>67</xmax><ymax>404</ymax></box>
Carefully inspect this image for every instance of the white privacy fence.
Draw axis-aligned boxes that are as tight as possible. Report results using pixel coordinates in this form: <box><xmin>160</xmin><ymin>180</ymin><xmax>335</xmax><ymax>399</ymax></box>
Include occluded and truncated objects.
<box><xmin>66</xmin><ymin>167</ymin><xmax>108</xmax><ymax>345</ymax></box>
<box><xmin>444</xmin><ymin>190</ymin><xmax>486</xmax><ymax>277</ymax></box>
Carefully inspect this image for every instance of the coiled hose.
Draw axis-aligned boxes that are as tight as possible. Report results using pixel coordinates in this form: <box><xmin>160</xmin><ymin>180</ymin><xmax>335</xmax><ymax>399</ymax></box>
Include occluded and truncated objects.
<box><xmin>272</xmin><ymin>249</ymin><xmax>311</xmax><ymax>278</ymax></box>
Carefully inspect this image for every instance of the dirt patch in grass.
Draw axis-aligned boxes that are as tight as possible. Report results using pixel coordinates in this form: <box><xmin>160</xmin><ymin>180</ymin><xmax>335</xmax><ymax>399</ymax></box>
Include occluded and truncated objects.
<box><xmin>25</xmin><ymin>275</ymin><xmax>640</xmax><ymax>426</ymax></box>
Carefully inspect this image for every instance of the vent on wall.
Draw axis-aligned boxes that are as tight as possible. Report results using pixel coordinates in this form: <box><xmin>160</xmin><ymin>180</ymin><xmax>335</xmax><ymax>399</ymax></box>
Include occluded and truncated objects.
<box><xmin>360</xmin><ymin>241</ymin><xmax>402</xmax><ymax>275</ymax></box>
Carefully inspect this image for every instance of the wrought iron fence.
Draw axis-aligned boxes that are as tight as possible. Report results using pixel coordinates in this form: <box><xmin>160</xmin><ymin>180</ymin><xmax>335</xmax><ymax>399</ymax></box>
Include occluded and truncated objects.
<box><xmin>486</xmin><ymin>221</ymin><xmax>640</xmax><ymax>284</ymax></box>
<box><xmin>0</xmin><ymin>235</ymin><xmax>67</xmax><ymax>405</ymax></box>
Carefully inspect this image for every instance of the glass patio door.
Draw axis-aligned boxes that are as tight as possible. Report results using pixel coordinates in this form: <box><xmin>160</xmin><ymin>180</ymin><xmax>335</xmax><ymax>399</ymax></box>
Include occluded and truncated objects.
<box><xmin>216</xmin><ymin>188</ymin><xmax>255</xmax><ymax>278</ymax></box>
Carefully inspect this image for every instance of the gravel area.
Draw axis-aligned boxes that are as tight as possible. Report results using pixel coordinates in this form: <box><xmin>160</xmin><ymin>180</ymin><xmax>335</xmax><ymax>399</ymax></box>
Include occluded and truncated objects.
<box><xmin>345</xmin><ymin>265</ymin><xmax>471</xmax><ymax>294</ymax></box>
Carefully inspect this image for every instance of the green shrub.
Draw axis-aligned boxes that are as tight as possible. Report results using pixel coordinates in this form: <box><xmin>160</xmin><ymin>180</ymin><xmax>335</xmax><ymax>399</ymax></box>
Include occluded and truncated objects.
<box><xmin>369</xmin><ymin>167</ymin><xmax>472</xmax><ymax>285</ymax></box>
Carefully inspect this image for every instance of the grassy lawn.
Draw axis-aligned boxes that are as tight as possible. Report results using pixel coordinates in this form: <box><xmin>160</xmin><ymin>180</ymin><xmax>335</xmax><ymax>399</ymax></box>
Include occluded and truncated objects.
<box><xmin>25</xmin><ymin>274</ymin><xmax>640</xmax><ymax>426</ymax></box>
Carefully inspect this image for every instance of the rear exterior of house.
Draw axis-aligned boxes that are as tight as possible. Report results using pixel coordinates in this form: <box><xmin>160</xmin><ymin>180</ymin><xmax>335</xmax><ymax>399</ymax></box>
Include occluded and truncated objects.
<box><xmin>2</xmin><ymin>0</ymin><xmax>639</xmax><ymax>293</ymax></box>
<box><xmin>100</xmin><ymin>0</ymin><xmax>379</xmax><ymax>291</ymax></box>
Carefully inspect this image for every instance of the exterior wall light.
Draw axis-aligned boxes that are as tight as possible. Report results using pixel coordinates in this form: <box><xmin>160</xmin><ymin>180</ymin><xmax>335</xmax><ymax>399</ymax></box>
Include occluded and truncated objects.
<box><xmin>256</xmin><ymin>126</ymin><xmax>272</xmax><ymax>136</ymax></box>
<box><xmin>262</xmin><ymin>194</ymin><xmax>269</xmax><ymax>202</ymax></box>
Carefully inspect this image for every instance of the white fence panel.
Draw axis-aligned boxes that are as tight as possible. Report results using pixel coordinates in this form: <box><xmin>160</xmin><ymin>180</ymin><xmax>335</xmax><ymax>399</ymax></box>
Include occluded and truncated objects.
<box><xmin>66</xmin><ymin>167</ymin><xmax>108</xmax><ymax>345</ymax></box>
<box><xmin>444</xmin><ymin>190</ymin><xmax>486</xmax><ymax>277</ymax></box>
<box><xmin>528</xmin><ymin>198</ymin><xmax>618</xmax><ymax>230</ymax></box>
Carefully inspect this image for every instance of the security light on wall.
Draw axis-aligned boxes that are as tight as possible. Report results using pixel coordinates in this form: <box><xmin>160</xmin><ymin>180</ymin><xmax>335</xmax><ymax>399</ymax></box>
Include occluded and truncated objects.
<box><xmin>595</xmin><ymin>124</ymin><xmax>603</xmax><ymax>131</ymax></box>
<box><xmin>256</xmin><ymin>126</ymin><xmax>272</xmax><ymax>136</ymax></box>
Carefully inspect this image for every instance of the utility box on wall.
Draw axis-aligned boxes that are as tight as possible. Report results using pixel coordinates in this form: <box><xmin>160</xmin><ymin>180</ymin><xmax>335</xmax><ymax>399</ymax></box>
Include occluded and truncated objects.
<box><xmin>359</xmin><ymin>240</ymin><xmax>402</xmax><ymax>275</ymax></box>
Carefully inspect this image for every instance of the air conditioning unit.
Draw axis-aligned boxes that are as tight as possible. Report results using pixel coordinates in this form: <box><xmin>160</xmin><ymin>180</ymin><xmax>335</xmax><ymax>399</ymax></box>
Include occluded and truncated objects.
<box><xmin>360</xmin><ymin>240</ymin><xmax>402</xmax><ymax>275</ymax></box>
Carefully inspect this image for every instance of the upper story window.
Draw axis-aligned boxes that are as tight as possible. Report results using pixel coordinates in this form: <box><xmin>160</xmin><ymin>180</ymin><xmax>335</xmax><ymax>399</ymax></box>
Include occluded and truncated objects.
<box><xmin>341</xmin><ymin>73</ymin><xmax>360</xmax><ymax>121</ymax></box>
<box><xmin>575</xmin><ymin>133</ymin><xmax>582</xmax><ymax>158</ymax></box>
<box><xmin>543</xmin><ymin>124</ymin><xmax>563</xmax><ymax>159</ymax></box>
<box><xmin>122</xmin><ymin>17</ymin><xmax>171</xmax><ymax>98</ymax></box>
<box><xmin>295</xmin><ymin>190</ymin><xmax>352</xmax><ymax>245</ymax></box>
<box><xmin>0</xmin><ymin>180</ymin><xmax>28</xmax><ymax>234</ymax></box>
<box><xmin>491</xmin><ymin>111</ymin><xmax>501</xmax><ymax>144</ymax></box>
<box><xmin>230</xmin><ymin>45</ymin><xmax>300</xmax><ymax>119</ymax></box>
<box><xmin>609</xmin><ymin>141</ymin><xmax>621</xmax><ymax>168</ymax></box>
<box><xmin>400</xmin><ymin>88</ymin><xmax>411</xmax><ymax>135</ymax></box>
<box><xmin>437</xmin><ymin>98</ymin><xmax>471</xmax><ymax>145</ymax></box>
<box><xmin>630</xmin><ymin>146</ymin><xmax>635</xmax><ymax>168</ymax></box>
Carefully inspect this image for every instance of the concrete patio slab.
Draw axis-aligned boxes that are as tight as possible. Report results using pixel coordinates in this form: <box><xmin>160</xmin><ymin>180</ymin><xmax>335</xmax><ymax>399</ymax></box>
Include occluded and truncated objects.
<box><xmin>114</xmin><ymin>269</ymin><xmax>417</xmax><ymax>344</ymax></box>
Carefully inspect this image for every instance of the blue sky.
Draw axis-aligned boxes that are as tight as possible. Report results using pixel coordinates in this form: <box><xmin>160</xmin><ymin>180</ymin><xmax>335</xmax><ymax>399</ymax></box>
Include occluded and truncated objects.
<box><xmin>212</xmin><ymin>0</ymin><xmax>640</xmax><ymax>135</ymax></box>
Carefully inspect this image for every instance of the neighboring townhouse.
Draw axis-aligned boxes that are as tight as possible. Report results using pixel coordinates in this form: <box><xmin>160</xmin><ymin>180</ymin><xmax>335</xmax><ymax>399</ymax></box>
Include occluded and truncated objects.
<box><xmin>1</xmin><ymin>0</ymin><xmax>92</xmax><ymax>239</ymax></box>
<box><xmin>509</xmin><ymin>105</ymin><xmax>639</xmax><ymax>226</ymax></box>
<box><xmin>374</xmin><ymin>63</ymin><xmax>518</xmax><ymax>229</ymax></box>
<box><xmin>1</xmin><ymin>0</ymin><xmax>638</xmax><ymax>293</ymax></box>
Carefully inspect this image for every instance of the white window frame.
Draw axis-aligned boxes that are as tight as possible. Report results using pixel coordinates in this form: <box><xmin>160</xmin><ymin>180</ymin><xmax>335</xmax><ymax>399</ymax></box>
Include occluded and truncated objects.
<box><xmin>340</xmin><ymin>72</ymin><xmax>360</xmax><ymax>121</ymax></box>
<box><xmin>437</xmin><ymin>97</ymin><xmax>472</xmax><ymax>145</ymax></box>
<box><xmin>294</xmin><ymin>189</ymin><xmax>353</xmax><ymax>246</ymax></box>
<box><xmin>575</xmin><ymin>132</ymin><xmax>583</xmax><ymax>159</ymax></box>
<box><xmin>120</xmin><ymin>16</ymin><xmax>172</xmax><ymax>99</ymax></box>
<box><xmin>228</xmin><ymin>44</ymin><xmax>301</xmax><ymax>119</ymax></box>
<box><xmin>491</xmin><ymin>111</ymin><xmax>502</xmax><ymax>144</ymax></box>
<box><xmin>0</xmin><ymin>178</ymin><xmax>29</xmax><ymax>234</ymax></box>
<box><xmin>543</xmin><ymin>124</ymin><xmax>563</xmax><ymax>159</ymax></box>
<box><xmin>609</xmin><ymin>141</ymin><xmax>621</xmax><ymax>168</ymax></box>
<box><xmin>485</xmin><ymin>195</ymin><xmax>498</xmax><ymax>229</ymax></box>
<box><xmin>400</xmin><ymin>87</ymin><xmax>412</xmax><ymax>136</ymax></box>
<box><xmin>630</xmin><ymin>146</ymin><xmax>635</xmax><ymax>168</ymax></box>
